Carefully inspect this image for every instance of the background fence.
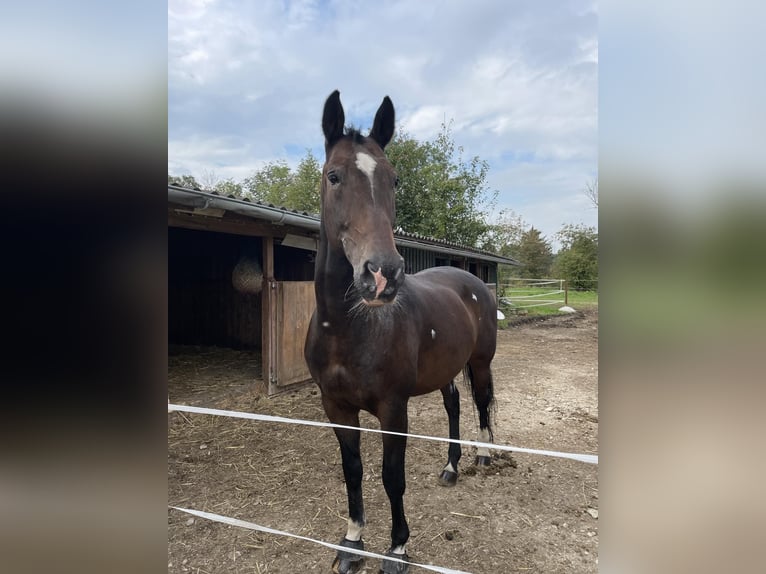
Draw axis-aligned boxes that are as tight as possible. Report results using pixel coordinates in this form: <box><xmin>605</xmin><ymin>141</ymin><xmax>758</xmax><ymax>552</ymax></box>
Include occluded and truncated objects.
<box><xmin>497</xmin><ymin>278</ymin><xmax>598</xmax><ymax>315</ymax></box>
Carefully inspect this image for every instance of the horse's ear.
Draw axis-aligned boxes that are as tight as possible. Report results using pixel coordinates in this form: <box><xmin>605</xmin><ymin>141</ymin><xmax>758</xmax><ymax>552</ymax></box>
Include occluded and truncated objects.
<box><xmin>370</xmin><ymin>96</ymin><xmax>395</xmax><ymax>149</ymax></box>
<box><xmin>322</xmin><ymin>90</ymin><xmax>345</xmax><ymax>146</ymax></box>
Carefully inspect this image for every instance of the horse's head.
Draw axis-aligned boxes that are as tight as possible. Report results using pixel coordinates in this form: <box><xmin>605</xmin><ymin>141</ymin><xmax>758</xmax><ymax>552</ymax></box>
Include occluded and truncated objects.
<box><xmin>320</xmin><ymin>90</ymin><xmax>405</xmax><ymax>307</ymax></box>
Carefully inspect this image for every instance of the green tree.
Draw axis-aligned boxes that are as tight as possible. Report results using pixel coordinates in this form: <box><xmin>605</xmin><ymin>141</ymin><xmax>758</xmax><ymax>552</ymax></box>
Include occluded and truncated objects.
<box><xmin>213</xmin><ymin>178</ymin><xmax>243</xmax><ymax>197</ymax></box>
<box><xmin>481</xmin><ymin>210</ymin><xmax>526</xmax><ymax>285</ymax></box>
<box><xmin>482</xmin><ymin>210</ymin><xmax>525</xmax><ymax>254</ymax></box>
<box><xmin>552</xmin><ymin>224</ymin><xmax>598</xmax><ymax>290</ymax></box>
<box><xmin>170</xmin><ymin>121</ymin><xmax>499</xmax><ymax>247</ymax></box>
<box><xmin>285</xmin><ymin>151</ymin><xmax>321</xmax><ymax>213</ymax></box>
<box><xmin>168</xmin><ymin>174</ymin><xmax>201</xmax><ymax>189</ymax></box>
<box><xmin>243</xmin><ymin>160</ymin><xmax>293</xmax><ymax>205</ymax></box>
<box><xmin>385</xmin><ymin>132</ymin><xmax>430</xmax><ymax>232</ymax></box>
<box><xmin>386</xmin><ymin>122</ymin><xmax>497</xmax><ymax>247</ymax></box>
<box><xmin>516</xmin><ymin>227</ymin><xmax>553</xmax><ymax>279</ymax></box>
<box><xmin>241</xmin><ymin>151</ymin><xmax>321</xmax><ymax>213</ymax></box>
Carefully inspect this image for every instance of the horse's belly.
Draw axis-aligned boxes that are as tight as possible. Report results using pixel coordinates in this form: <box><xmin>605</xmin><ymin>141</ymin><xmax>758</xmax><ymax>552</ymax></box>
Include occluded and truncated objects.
<box><xmin>414</xmin><ymin>339</ymin><xmax>473</xmax><ymax>395</ymax></box>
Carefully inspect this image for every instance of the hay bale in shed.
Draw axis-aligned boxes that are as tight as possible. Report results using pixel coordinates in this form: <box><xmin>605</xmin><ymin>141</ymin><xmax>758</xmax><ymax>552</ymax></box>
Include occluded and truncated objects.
<box><xmin>232</xmin><ymin>255</ymin><xmax>263</xmax><ymax>295</ymax></box>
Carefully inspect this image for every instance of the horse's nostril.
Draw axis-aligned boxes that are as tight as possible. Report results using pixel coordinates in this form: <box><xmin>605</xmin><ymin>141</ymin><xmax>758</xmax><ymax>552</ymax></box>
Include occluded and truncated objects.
<box><xmin>394</xmin><ymin>267</ymin><xmax>403</xmax><ymax>281</ymax></box>
<box><xmin>366</xmin><ymin>262</ymin><xmax>380</xmax><ymax>274</ymax></box>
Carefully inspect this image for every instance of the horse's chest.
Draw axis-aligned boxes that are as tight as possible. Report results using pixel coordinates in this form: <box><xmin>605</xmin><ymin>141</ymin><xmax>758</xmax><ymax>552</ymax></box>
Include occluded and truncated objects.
<box><xmin>311</xmin><ymin>333</ymin><xmax>413</xmax><ymax>398</ymax></box>
<box><xmin>321</xmin><ymin>344</ymin><xmax>399</xmax><ymax>380</ymax></box>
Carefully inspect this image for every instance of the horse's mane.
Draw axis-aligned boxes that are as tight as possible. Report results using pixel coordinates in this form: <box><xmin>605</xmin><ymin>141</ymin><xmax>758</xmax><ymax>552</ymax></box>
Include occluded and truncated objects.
<box><xmin>344</xmin><ymin>126</ymin><xmax>366</xmax><ymax>144</ymax></box>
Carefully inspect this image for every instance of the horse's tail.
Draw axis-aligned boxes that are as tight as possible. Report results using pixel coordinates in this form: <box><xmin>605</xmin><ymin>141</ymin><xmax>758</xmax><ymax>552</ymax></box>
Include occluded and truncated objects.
<box><xmin>461</xmin><ymin>363</ymin><xmax>472</xmax><ymax>389</ymax></box>
<box><xmin>462</xmin><ymin>362</ymin><xmax>497</xmax><ymax>442</ymax></box>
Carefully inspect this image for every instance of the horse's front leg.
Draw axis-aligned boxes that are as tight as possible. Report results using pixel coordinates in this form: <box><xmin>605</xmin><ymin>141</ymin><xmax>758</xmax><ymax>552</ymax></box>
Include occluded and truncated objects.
<box><xmin>379</xmin><ymin>400</ymin><xmax>411</xmax><ymax>574</ymax></box>
<box><xmin>323</xmin><ymin>399</ymin><xmax>366</xmax><ymax>574</ymax></box>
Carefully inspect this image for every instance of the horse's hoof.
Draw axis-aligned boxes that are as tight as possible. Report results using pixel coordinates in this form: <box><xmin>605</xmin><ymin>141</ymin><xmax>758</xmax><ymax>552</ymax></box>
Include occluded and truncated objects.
<box><xmin>332</xmin><ymin>538</ymin><xmax>365</xmax><ymax>574</ymax></box>
<box><xmin>475</xmin><ymin>455</ymin><xmax>491</xmax><ymax>466</ymax></box>
<box><xmin>379</xmin><ymin>549</ymin><xmax>410</xmax><ymax>573</ymax></box>
<box><xmin>438</xmin><ymin>469</ymin><xmax>458</xmax><ymax>486</ymax></box>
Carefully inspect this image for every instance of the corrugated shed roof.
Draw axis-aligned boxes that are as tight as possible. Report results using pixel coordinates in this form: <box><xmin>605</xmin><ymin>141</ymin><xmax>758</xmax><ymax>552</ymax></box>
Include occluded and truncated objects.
<box><xmin>168</xmin><ymin>185</ymin><xmax>519</xmax><ymax>265</ymax></box>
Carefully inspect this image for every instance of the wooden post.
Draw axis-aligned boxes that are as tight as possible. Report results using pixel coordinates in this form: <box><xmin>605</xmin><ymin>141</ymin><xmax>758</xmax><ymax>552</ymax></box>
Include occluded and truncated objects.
<box><xmin>564</xmin><ymin>280</ymin><xmax>568</xmax><ymax>306</ymax></box>
<box><xmin>262</xmin><ymin>236</ymin><xmax>275</xmax><ymax>392</ymax></box>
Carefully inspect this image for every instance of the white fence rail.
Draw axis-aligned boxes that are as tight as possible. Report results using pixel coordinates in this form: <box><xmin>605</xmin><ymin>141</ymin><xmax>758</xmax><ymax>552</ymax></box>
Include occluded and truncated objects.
<box><xmin>168</xmin><ymin>402</ymin><xmax>597</xmax><ymax>574</ymax></box>
<box><xmin>497</xmin><ymin>278</ymin><xmax>567</xmax><ymax>312</ymax></box>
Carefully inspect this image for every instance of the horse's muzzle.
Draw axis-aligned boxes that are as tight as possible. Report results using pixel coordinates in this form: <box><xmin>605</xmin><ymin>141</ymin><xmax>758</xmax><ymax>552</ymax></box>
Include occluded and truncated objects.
<box><xmin>358</xmin><ymin>258</ymin><xmax>404</xmax><ymax>304</ymax></box>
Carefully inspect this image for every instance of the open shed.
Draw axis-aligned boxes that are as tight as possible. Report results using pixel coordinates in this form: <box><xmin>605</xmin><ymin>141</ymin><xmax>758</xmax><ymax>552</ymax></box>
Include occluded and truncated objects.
<box><xmin>168</xmin><ymin>185</ymin><xmax>518</xmax><ymax>394</ymax></box>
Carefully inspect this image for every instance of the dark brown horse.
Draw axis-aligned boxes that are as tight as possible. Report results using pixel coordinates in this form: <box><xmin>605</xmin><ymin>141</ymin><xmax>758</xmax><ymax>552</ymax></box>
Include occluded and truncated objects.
<box><xmin>305</xmin><ymin>91</ymin><xmax>498</xmax><ymax>574</ymax></box>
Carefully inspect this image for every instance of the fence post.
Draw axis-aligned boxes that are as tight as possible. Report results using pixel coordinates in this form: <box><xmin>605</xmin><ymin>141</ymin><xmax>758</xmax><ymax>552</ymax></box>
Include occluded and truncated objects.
<box><xmin>564</xmin><ymin>280</ymin><xmax>568</xmax><ymax>306</ymax></box>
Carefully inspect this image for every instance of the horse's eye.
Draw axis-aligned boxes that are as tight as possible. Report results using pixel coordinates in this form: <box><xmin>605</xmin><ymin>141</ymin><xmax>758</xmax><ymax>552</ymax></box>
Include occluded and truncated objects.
<box><xmin>394</xmin><ymin>177</ymin><xmax>400</xmax><ymax>189</ymax></box>
<box><xmin>328</xmin><ymin>171</ymin><xmax>340</xmax><ymax>185</ymax></box>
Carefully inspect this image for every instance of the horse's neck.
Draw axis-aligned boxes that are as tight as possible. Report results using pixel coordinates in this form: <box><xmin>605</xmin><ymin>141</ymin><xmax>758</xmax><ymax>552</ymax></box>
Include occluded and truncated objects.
<box><xmin>313</xmin><ymin>237</ymin><xmax>353</xmax><ymax>319</ymax></box>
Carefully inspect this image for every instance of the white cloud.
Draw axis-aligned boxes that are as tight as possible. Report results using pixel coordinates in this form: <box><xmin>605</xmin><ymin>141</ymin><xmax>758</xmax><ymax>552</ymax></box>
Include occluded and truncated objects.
<box><xmin>285</xmin><ymin>0</ymin><xmax>319</xmax><ymax>29</ymax></box>
<box><xmin>168</xmin><ymin>0</ymin><xmax>598</xmax><ymax>234</ymax></box>
<box><xmin>180</xmin><ymin>48</ymin><xmax>209</xmax><ymax>65</ymax></box>
<box><xmin>489</xmin><ymin>158</ymin><xmax>597</xmax><ymax>249</ymax></box>
<box><xmin>402</xmin><ymin>105</ymin><xmax>455</xmax><ymax>139</ymax></box>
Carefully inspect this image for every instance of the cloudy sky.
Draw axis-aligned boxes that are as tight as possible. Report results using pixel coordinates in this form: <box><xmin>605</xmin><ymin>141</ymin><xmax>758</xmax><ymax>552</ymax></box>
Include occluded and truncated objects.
<box><xmin>169</xmin><ymin>0</ymin><xmax>598</xmax><ymax>247</ymax></box>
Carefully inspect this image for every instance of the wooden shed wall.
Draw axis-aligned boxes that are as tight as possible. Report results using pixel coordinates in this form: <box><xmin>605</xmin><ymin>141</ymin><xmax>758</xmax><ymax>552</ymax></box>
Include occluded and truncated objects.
<box><xmin>169</xmin><ymin>227</ymin><xmax>262</xmax><ymax>349</ymax></box>
<box><xmin>400</xmin><ymin>245</ymin><xmax>498</xmax><ymax>284</ymax></box>
<box><xmin>400</xmin><ymin>245</ymin><xmax>436</xmax><ymax>274</ymax></box>
<box><xmin>168</xmin><ymin>218</ymin><xmax>500</xmax><ymax>352</ymax></box>
<box><xmin>273</xmin><ymin>243</ymin><xmax>315</xmax><ymax>281</ymax></box>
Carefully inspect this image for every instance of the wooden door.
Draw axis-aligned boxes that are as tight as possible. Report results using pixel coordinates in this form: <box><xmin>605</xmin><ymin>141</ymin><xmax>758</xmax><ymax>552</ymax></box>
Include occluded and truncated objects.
<box><xmin>268</xmin><ymin>281</ymin><xmax>315</xmax><ymax>393</ymax></box>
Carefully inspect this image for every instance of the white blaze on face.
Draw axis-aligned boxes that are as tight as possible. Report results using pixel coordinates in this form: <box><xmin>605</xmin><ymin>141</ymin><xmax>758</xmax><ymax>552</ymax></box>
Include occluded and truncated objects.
<box><xmin>355</xmin><ymin>152</ymin><xmax>377</xmax><ymax>202</ymax></box>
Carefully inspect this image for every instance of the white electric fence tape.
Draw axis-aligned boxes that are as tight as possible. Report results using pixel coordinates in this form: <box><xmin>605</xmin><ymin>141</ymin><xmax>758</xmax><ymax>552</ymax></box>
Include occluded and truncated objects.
<box><xmin>168</xmin><ymin>403</ymin><xmax>598</xmax><ymax>464</ymax></box>
<box><xmin>170</xmin><ymin>506</ymin><xmax>472</xmax><ymax>574</ymax></box>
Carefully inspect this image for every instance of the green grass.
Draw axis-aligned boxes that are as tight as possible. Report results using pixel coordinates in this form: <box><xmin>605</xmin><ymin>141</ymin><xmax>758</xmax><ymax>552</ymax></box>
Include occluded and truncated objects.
<box><xmin>565</xmin><ymin>289</ymin><xmax>599</xmax><ymax>307</ymax></box>
<box><xmin>497</xmin><ymin>286</ymin><xmax>598</xmax><ymax>327</ymax></box>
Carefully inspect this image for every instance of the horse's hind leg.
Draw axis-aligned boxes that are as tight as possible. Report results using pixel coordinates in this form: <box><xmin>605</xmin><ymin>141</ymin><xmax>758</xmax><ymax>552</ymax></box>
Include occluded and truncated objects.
<box><xmin>438</xmin><ymin>381</ymin><xmax>461</xmax><ymax>486</ymax></box>
<box><xmin>467</xmin><ymin>362</ymin><xmax>495</xmax><ymax>466</ymax></box>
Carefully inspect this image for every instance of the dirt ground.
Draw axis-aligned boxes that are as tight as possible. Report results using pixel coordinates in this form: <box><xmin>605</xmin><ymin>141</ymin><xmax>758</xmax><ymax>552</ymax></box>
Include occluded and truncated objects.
<box><xmin>168</xmin><ymin>309</ymin><xmax>598</xmax><ymax>574</ymax></box>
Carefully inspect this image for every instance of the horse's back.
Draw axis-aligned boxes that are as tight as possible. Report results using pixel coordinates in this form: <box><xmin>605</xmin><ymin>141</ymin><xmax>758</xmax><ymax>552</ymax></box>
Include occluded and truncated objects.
<box><xmin>403</xmin><ymin>267</ymin><xmax>497</xmax><ymax>392</ymax></box>
<box><xmin>407</xmin><ymin>267</ymin><xmax>497</xmax><ymax>319</ymax></box>
<box><xmin>415</xmin><ymin>266</ymin><xmax>497</xmax><ymax>353</ymax></box>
